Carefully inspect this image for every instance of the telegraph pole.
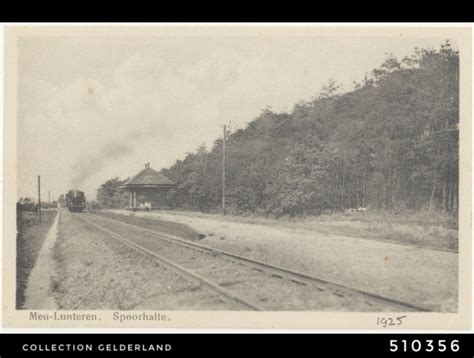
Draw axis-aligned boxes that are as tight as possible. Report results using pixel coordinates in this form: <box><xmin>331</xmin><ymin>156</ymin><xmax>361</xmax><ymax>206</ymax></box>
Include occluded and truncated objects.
<box><xmin>48</xmin><ymin>191</ymin><xmax>51</xmax><ymax>204</ymax></box>
<box><xmin>37</xmin><ymin>175</ymin><xmax>42</xmax><ymax>223</ymax></box>
<box><xmin>222</xmin><ymin>124</ymin><xmax>226</xmax><ymax>216</ymax></box>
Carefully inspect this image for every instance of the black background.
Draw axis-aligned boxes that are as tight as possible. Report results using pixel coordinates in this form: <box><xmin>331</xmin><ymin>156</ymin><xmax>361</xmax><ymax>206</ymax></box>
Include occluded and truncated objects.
<box><xmin>0</xmin><ymin>2</ymin><xmax>473</xmax><ymax>22</ymax></box>
<box><xmin>0</xmin><ymin>334</ymin><xmax>473</xmax><ymax>357</ymax></box>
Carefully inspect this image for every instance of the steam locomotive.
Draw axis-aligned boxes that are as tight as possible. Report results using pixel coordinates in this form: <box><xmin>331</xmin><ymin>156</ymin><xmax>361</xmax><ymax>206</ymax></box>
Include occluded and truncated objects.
<box><xmin>66</xmin><ymin>190</ymin><xmax>86</xmax><ymax>212</ymax></box>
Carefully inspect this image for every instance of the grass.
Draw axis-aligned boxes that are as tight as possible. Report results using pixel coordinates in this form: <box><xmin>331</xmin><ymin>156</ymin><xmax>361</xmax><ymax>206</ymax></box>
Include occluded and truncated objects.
<box><xmin>308</xmin><ymin>209</ymin><xmax>458</xmax><ymax>251</ymax></box>
<box><xmin>92</xmin><ymin>210</ymin><xmax>202</xmax><ymax>241</ymax></box>
<box><xmin>16</xmin><ymin>210</ymin><xmax>58</xmax><ymax>308</ymax></box>
<box><xmin>158</xmin><ymin>208</ymin><xmax>458</xmax><ymax>251</ymax></box>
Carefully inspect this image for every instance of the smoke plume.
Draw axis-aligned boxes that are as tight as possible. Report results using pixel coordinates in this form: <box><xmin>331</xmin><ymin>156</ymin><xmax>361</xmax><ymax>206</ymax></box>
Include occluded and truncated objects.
<box><xmin>70</xmin><ymin>142</ymin><xmax>134</xmax><ymax>188</ymax></box>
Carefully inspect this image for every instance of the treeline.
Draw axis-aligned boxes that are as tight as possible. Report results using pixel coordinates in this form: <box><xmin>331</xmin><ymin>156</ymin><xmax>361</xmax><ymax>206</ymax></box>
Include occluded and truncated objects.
<box><xmin>160</xmin><ymin>42</ymin><xmax>459</xmax><ymax>216</ymax></box>
<box><xmin>95</xmin><ymin>177</ymin><xmax>129</xmax><ymax>209</ymax></box>
<box><xmin>98</xmin><ymin>42</ymin><xmax>459</xmax><ymax>217</ymax></box>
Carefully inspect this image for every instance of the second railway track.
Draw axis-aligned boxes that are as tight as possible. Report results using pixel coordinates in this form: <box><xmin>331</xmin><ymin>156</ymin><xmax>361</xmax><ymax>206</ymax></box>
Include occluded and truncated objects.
<box><xmin>79</xmin><ymin>212</ymin><xmax>432</xmax><ymax>312</ymax></box>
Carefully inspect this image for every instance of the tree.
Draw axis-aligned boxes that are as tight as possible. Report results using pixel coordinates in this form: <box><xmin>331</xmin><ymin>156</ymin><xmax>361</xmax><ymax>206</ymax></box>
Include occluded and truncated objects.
<box><xmin>150</xmin><ymin>42</ymin><xmax>459</xmax><ymax>216</ymax></box>
<box><xmin>96</xmin><ymin>177</ymin><xmax>129</xmax><ymax>208</ymax></box>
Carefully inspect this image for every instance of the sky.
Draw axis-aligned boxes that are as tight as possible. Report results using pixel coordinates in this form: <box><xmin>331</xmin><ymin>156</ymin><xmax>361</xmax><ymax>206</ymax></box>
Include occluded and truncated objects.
<box><xmin>16</xmin><ymin>33</ymin><xmax>452</xmax><ymax>201</ymax></box>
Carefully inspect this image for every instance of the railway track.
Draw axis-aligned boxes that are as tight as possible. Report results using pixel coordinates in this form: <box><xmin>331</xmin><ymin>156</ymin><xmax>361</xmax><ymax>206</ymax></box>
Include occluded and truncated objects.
<box><xmin>79</xmin><ymin>212</ymin><xmax>432</xmax><ymax>312</ymax></box>
<box><xmin>78</xmin><ymin>214</ymin><xmax>262</xmax><ymax>310</ymax></box>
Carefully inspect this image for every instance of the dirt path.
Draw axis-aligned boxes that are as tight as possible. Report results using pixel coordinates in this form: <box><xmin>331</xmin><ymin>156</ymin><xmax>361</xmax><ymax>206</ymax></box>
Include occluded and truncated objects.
<box><xmin>107</xmin><ymin>209</ymin><xmax>458</xmax><ymax>312</ymax></box>
<box><xmin>23</xmin><ymin>211</ymin><xmax>60</xmax><ymax>309</ymax></box>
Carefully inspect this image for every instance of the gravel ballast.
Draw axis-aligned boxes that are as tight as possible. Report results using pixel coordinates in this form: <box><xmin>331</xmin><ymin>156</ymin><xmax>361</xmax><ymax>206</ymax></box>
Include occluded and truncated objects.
<box><xmin>52</xmin><ymin>210</ymin><xmax>233</xmax><ymax>310</ymax></box>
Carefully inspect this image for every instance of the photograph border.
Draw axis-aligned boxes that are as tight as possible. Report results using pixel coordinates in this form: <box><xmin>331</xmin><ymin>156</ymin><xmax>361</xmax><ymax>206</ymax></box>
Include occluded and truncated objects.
<box><xmin>3</xmin><ymin>24</ymin><xmax>471</xmax><ymax>329</ymax></box>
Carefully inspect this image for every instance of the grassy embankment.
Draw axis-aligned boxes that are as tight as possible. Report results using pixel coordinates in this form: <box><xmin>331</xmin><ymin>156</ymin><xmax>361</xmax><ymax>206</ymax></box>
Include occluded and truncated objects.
<box><xmin>16</xmin><ymin>210</ymin><xmax>57</xmax><ymax>308</ymax></box>
<box><xmin>307</xmin><ymin>210</ymin><xmax>458</xmax><ymax>251</ymax></box>
<box><xmin>159</xmin><ymin>208</ymin><xmax>458</xmax><ymax>252</ymax></box>
<box><xmin>91</xmin><ymin>210</ymin><xmax>203</xmax><ymax>241</ymax></box>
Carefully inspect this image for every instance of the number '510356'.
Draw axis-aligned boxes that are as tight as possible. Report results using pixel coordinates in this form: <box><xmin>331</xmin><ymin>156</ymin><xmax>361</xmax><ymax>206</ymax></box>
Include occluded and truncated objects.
<box><xmin>389</xmin><ymin>339</ymin><xmax>460</xmax><ymax>353</ymax></box>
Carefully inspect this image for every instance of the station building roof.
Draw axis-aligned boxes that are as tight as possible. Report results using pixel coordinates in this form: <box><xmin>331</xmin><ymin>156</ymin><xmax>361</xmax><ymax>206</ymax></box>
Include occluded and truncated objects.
<box><xmin>122</xmin><ymin>163</ymin><xmax>175</xmax><ymax>188</ymax></box>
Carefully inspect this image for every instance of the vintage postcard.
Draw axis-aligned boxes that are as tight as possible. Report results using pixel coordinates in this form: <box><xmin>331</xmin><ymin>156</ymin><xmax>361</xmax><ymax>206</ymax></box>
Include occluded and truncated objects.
<box><xmin>2</xmin><ymin>25</ymin><xmax>471</xmax><ymax>329</ymax></box>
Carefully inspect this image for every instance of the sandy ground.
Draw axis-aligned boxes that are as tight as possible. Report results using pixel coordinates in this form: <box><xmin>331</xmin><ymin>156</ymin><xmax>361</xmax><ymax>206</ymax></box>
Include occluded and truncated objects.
<box><xmin>107</xmin><ymin>209</ymin><xmax>458</xmax><ymax>312</ymax></box>
<box><xmin>23</xmin><ymin>211</ymin><xmax>60</xmax><ymax>309</ymax></box>
<box><xmin>51</xmin><ymin>210</ymin><xmax>236</xmax><ymax>310</ymax></box>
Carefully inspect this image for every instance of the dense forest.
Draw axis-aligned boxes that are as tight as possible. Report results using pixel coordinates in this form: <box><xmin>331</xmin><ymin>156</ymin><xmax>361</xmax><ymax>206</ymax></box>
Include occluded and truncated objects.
<box><xmin>98</xmin><ymin>42</ymin><xmax>459</xmax><ymax>217</ymax></box>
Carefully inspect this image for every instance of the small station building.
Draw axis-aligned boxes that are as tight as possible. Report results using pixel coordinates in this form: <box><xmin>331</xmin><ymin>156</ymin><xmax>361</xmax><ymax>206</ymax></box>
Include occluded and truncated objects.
<box><xmin>121</xmin><ymin>163</ymin><xmax>176</xmax><ymax>210</ymax></box>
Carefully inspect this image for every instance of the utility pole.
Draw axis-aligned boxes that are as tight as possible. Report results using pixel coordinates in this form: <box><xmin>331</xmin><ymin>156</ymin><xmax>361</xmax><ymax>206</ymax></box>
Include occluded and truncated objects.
<box><xmin>48</xmin><ymin>191</ymin><xmax>51</xmax><ymax>204</ymax></box>
<box><xmin>222</xmin><ymin>124</ymin><xmax>226</xmax><ymax>216</ymax></box>
<box><xmin>37</xmin><ymin>175</ymin><xmax>42</xmax><ymax>223</ymax></box>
